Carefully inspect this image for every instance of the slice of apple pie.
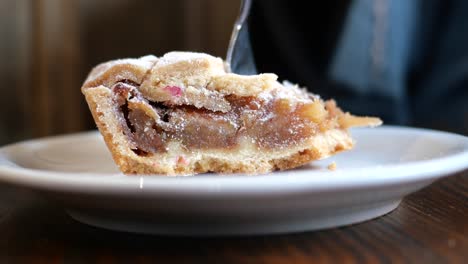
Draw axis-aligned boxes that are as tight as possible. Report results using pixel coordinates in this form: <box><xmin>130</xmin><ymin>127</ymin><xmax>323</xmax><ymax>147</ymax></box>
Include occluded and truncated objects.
<box><xmin>82</xmin><ymin>52</ymin><xmax>381</xmax><ymax>175</ymax></box>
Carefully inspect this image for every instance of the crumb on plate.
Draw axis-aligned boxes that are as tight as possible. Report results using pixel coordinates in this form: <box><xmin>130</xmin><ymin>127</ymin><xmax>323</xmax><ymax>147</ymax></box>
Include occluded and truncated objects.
<box><xmin>328</xmin><ymin>161</ymin><xmax>337</xmax><ymax>171</ymax></box>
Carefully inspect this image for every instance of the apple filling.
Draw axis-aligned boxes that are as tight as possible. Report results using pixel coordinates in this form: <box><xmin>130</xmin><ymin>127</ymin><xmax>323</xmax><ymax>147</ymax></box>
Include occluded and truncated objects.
<box><xmin>111</xmin><ymin>81</ymin><xmax>343</xmax><ymax>157</ymax></box>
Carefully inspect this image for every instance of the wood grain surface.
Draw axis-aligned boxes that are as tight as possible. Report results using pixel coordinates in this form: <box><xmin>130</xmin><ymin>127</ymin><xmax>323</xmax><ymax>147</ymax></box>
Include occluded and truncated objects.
<box><xmin>0</xmin><ymin>170</ymin><xmax>466</xmax><ymax>263</ymax></box>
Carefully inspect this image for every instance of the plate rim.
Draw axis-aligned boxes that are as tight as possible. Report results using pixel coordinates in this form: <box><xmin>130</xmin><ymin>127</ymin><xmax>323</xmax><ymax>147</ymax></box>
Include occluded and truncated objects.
<box><xmin>0</xmin><ymin>125</ymin><xmax>467</xmax><ymax>196</ymax></box>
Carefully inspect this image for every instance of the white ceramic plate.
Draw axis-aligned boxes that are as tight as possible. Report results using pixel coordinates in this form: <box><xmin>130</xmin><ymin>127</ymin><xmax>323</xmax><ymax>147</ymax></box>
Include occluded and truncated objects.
<box><xmin>0</xmin><ymin>126</ymin><xmax>467</xmax><ymax>236</ymax></box>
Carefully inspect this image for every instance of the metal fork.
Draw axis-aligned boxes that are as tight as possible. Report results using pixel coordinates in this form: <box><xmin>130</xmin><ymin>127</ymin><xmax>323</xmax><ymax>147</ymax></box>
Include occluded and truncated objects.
<box><xmin>225</xmin><ymin>0</ymin><xmax>257</xmax><ymax>75</ymax></box>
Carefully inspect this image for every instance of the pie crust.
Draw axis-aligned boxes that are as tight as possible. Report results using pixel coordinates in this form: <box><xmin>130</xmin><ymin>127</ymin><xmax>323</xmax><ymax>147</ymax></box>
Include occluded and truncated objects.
<box><xmin>82</xmin><ymin>52</ymin><xmax>382</xmax><ymax>175</ymax></box>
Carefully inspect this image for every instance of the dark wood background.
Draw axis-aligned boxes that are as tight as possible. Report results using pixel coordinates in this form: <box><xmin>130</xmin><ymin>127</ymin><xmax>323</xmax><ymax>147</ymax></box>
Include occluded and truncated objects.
<box><xmin>1</xmin><ymin>0</ymin><xmax>467</xmax><ymax>146</ymax></box>
<box><xmin>0</xmin><ymin>0</ymin><xmax>239</xmax><ymax>145</ymax></box>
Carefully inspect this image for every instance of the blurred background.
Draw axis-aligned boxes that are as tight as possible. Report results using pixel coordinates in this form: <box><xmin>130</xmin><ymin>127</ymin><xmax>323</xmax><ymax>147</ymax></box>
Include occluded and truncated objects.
<box><xmin>0</xmin><ymin>0</ymin><xmax>239</xmax><ymax>145</ymax></box>
<box><xmin>1</xmin><ymin>0</ymin><xmax>467</xmax><ymax>146</ymax></box>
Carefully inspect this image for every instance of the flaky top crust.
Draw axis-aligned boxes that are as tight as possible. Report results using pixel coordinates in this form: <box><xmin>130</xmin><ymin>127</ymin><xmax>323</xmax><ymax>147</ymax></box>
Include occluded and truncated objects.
<box><xmin>82</xmin><ymin>51</ymin><xmax>382</xmax><ymax>128</ymax></box>
<box><xmin>83</xmin><ymin>52</ymin><xmax>278</xmax><ymax>98</ymax></box>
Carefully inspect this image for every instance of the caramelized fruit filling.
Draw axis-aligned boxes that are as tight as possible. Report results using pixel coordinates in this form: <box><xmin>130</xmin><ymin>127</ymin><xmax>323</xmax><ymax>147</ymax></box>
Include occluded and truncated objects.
<box><xmin>111</xmin><ymin>82</ymin><xmax>340</xmax><ymax>156</ymax></box>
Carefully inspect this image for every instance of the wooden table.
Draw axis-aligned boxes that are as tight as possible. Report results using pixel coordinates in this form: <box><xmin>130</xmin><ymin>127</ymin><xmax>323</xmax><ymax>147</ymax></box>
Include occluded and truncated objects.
<box><xmin>1</xmin><ymin>170</ymin><xmax>466</xmax><ymax>263</ymax></box>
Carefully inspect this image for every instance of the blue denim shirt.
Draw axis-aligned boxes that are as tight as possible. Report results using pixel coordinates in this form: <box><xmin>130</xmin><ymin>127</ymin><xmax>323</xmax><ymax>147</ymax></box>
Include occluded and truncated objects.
<box><xmin>249</xmin><ymin>0</ymin><xmax>468</xmax><ymax>134</ymax></box>
<box><xmin>330</xmin><ymin>0</ymin><xmax>468</xmax><ymax>132</ymax></box>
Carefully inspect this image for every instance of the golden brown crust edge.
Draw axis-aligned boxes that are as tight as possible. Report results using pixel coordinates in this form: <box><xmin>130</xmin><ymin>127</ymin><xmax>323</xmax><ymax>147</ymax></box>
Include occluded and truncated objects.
<box><xmin>82</xmin><ymin>86</ymin><xmax>134</xmax><ymax>173</ymax></box>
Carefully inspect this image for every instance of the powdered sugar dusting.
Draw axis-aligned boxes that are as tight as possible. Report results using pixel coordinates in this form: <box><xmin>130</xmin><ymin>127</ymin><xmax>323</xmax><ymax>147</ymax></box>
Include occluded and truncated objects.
<box><xmin>105</xmin><ymin>56</ymin><xmax>156</xmax><ymax>70</ymax></box>
<box><xmin>157</xmin><ymin>51</ymin><xmax>223</xmax><ymax>67</ymax></box>
<box><xmin>169</xmin><ymin>86</ymin><xmax>231</xmax><ymax>113</ymax></box>
<box><xmin>283</xmin><ymin>80</ymin><xmax>320</xmax><ymax>100</ymax></box>
<box><xmin>139</xmin><ymin>55</ymin><xmax>158</xmax><ymax>62</ymax></box>
<box><xmin>86</xmin><ymin>55</ymin><xmax>157</xmax><ymax>84</ymax></box>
